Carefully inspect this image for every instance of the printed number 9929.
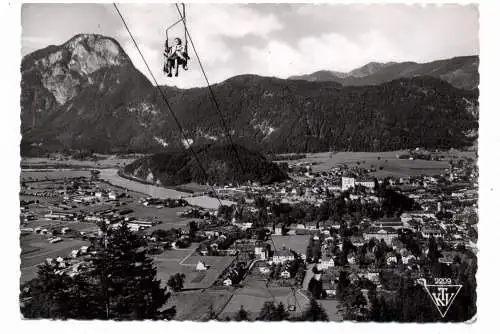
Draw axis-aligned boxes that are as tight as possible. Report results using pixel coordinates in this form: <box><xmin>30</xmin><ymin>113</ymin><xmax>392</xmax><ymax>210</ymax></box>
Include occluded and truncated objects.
<box><xmin>434</xmin><ymin>277</ymin><xmax>452</xmax><ymax>285</ymax></box>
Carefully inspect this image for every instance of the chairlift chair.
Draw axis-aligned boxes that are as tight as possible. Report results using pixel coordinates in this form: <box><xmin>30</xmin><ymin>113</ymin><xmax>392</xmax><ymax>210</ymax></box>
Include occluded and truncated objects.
<box><xmin>163</xmin><ymin>3</ymin><xmax>190</xmax><ymax>77</ymax></box>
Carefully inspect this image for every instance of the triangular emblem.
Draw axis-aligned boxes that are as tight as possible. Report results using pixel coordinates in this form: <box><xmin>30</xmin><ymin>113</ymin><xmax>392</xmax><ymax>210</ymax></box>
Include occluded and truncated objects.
<box><xmin>423</xmin><ymin>284</ymin><xmax>462</xmax><ymax>318</ymax></box>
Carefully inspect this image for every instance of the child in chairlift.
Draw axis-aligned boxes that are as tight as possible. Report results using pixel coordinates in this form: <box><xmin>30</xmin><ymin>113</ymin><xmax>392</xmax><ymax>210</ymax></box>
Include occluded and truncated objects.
<box><xmin>164</xmin><ymin>37</ymin><xmax>188</xmax><ymax>77</ymax></box>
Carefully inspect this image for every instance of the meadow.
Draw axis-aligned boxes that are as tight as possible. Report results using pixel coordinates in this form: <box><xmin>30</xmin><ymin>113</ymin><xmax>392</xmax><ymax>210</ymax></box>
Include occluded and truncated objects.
<box><xmin>268</xmin><ymin>235</ymin><xmax>310</xmax><ymax>255</ymax></box>
<box><xmin>21</xmin><ymin>155</ymin><xmax>137</xmax><ymax>169</ymax></box>
<box><xmin>219</xmin><ymin>283</ymin><xmax>310</xmax><ymax>320</ymax></box>
<box><xmin>153</xmin><ymin>248</ymin><xmax>235</xmax><ymax>290</ymax></box>
<box><xmin>163</xmin><ymin>289</ymin><xmax>234</xmax><ymax>321</ymax></box>
<box><xmin>285</xmin><ymin>150</ymin><xmax>476</xmax><ymax>177</ymax></box>
<box><xmin>21</xmin><ymin>169</ymin><xmax>92</xmax><ymax>181</ymax></box>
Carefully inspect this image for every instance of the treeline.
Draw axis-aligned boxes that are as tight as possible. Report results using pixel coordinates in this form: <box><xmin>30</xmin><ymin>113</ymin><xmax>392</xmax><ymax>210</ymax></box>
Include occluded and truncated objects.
<box><xmin>267</xmin><ymin>153</ymin><xmax>307</xmax><ymax>161</ymax></box>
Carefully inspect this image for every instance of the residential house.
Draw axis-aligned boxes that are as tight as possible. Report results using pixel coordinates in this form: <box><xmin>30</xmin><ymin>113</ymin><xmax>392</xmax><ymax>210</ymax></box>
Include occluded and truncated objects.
<box><xmin>438</xmin><ymin>256</ymin><xmax>454</xmax><ymax>265</ymax></box>
<box><xmin>318</xmin><ymin>257</ymin><xmax>335</xmax><ymax>270</ymax></box>
<box><xmin>356</xmin><ymin>178</ymin><xmax>376</xmax><ymax>190</ymax></box>
<box><xmin>271</xmin><ymin>249</ymin><xmax>295</xmax><ymax>264</ymax></box>
<box><xmin>386</xmin><ymin>253</ymin><xmax>398</xmax><ymax>266</ymax></box>
<box><xmin>350</xmin><ymin>235</ymin><xmax>365</xmax><ymax>247</ymax></box>
<box><xmin>260</xmin><ymin>266</ymin><xmax>271</xmax><ymax>274</ymax></box>
<box><xmin>358</xmin><ymin>271</ymin><xmax>380</xmax><ymax>284</ymax></box>
<box><xmin>70</xmin><ymin>249</ymin><xmax>79</xmax><ymax>258</ymax></box>
<box><xmin>342</xmin><ymin>177</ymin><xmax>356</xmax><ymax>191</ymax></box>
<box><xmin>347</xmin><ymin>253</ymin><xmax>357</xmax><ymax>265</ymax></box>
<box><xmin>274</xmin><ymin>224</ymin><xmax>283</xmax><ymax>236</ymax></box>
<box><xmin>322</xmin><ymin>277</ymin><xmax>336</xmax><ymax>298</ymax></box>
<box><xmin>254</xmin><ymin>245</ymin><xmax>269</xmax><ymax>261</ymax></box>
<box><xmin>280</xmin><ymin>270</ymin><xmax>291</xmax><ymax>279</ymax></box>
<box><xmin>196</xmin><ymin>261</ymin><xmax>208</xmax><ymax>271</ymax></box>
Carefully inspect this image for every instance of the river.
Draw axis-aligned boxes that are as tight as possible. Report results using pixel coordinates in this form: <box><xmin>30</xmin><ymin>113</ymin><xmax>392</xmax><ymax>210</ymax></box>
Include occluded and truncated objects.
<box><xmin>99</xmin><ymin>169</ymin><xmax>235</xmax><ymax>209</ymax></box>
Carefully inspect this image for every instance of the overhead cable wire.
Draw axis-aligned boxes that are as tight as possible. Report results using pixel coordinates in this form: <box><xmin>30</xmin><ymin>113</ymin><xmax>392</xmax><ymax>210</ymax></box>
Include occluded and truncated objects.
<box><xmin>175</xmin><ymin>3</ymin><xmax>247</xmax><ymax>179</ymax></box>
<box><xmin>112</xmin><ymin>3</ymin><xmax>224</xmax><ymax>208</ymax></box>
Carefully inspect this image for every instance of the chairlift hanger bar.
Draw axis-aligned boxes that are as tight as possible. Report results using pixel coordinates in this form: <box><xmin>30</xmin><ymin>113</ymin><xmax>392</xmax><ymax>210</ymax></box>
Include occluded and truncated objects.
<box><xmin>166</xmin><ymin>3</ymin><xmax>186</xmax><ymax>33</ymax></box>
<box><xmin>165</xmin><ymin>17</ymin><xmax>184</xmax><ymax>33</ymax></box>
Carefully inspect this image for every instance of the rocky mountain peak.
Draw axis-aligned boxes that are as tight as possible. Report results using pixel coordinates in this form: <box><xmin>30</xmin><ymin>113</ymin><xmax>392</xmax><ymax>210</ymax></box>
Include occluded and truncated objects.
<box><xmin>22</xmin><ymin>34</ymin><xmax>132</xmax><ymax>105</ymax></box>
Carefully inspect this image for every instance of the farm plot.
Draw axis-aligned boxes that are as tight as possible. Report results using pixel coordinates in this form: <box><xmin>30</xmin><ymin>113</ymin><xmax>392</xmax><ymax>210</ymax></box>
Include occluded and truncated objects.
<box><xmin>153</xmin><ymin>250</ymin><xmax>235</xmax><ymax>290</ymax></box>
<box><xmin>290</xmin><ymin>151</ymin><xmax>453</xmax><ymax>177</ymax></box>
<box><xmin>219</xmin><ymin>284</ymin><xmax>309</xmax><ymax>320</ymax></box>
<box><xmin>125</xmin><ymin>202</ymin><xmax>191</xmax><ymax>224</ymax></box>
<box><xmin>21</xmin><ymin>169</ymin><xmax>91</xmax><ymax>181</ymax></box>
<box><xmin>162</xmin><ymin>289</ymin><xmax>233</xmax><ymax>321</ymax></box>
<box><xmin>268</xmin><ymin>235</ymin><xmax>309</xmax><ymax>255</ymax></box>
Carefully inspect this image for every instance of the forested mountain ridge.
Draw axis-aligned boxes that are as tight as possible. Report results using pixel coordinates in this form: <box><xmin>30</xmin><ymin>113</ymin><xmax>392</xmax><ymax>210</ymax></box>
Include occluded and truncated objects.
<box><xmin>157</xmin><ymin>75</ymin><xmax>478</xmax><ymax>153</ymax></box>
<box><xmin>21</xmin><ymin>34</ymin><xmax>478</xmax><ymax>155</ymax></box>
<box><xmin>124</xmin><ymin>143</ymin><xmax>288</xmax><ymax>186</ymax></box>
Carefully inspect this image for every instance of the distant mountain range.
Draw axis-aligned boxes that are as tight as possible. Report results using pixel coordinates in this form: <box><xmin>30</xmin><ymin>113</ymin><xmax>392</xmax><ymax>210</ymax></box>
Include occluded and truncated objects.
<box><xmin>21</xmin><ymin>34</ymin><xmax>479</xmax><ymax>156</ymax></box>
<box><xmin>289</xmin><ymin>56</ymin><xmax>479</xmax><ymax>91</ymax></box>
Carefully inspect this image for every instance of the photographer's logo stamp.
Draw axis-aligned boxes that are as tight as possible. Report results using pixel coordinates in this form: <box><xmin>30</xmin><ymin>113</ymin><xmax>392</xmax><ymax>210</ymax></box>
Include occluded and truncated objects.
<box><xmin>419</xmin><ymin>277</ymin><xmax>462</xmax><ymax>318</ymax></box>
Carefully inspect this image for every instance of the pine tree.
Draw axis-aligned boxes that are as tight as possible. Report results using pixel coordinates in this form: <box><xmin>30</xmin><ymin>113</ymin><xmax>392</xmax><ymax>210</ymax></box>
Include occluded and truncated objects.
<box><xmin>21</xmin><ymin>223</ymin><xmax>175</xmax><ymax>320</ymax></box>
<box><xmin>302</xmin><ymin>299</ymin><xmax>328</xmax><ymax>321</ymax></box>
<box><xmin>20</xmin><ymin>263</ymin><xmax>77</xmax><ymax>319</ymax></box>
<box><xmin>258</xmin><ymin>301</ymin><xmax>277</xmax><ymax>320</ymax></box>
<box><xmin>306</xmin><ymin>245</ymin><xmax>313</xmax><ymax>263</ymax></box>
<box><xmin>257</xmin><ymin>301</ymin><xmax>290</xmax><ymax>321</ymax></box>
<box><xmin>235</xmin><ymin>305</ymin><xmax>249</xmax><ymax>321</ymax></box>
<box><xmin>206</xmin><ymin>303</ymin><xmax>217</xmax><ymax>321</ymax></box>
<box><xmin>275</xmin><ymin>302</ymin><xmax>290</xmax><ymax>321</ymax></box>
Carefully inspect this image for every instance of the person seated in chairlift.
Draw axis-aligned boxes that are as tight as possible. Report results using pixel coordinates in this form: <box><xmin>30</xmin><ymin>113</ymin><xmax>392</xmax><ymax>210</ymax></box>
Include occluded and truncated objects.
<box><xmin>163</xmin><ymin>37</ymin><xmax>188</xmax><ymax>77</ymax></box>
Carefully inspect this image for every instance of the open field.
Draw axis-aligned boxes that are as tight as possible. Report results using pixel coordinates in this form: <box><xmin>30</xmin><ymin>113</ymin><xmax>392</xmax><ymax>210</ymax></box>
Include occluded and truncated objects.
<box><xmin>21</xmin><ymin>169</ymin><xmax>92</xmax><ymax>181</ymax></box>
<box><xmin>146</xmin><ymin>219</ymin><xmax>193</xmax><ymax>232</ymax></box>
<box><xmin>153</xmin><ymin>247</ymin><xmax>235</xmax><ymax>290</ymax></box>
<box><xmin>124</xmin><ymin>202</ymin><xmax>190</xmax><ymax>224</ymax></box>
<box><xmin>21</xmin><ymin>155</ymin><xmax>137</xmax><ymax>169</ymax></box>
<box><xmin>163</xmin><ymin>289</ymin><xmax>234</xmax><ymax>321</ymax></box>
<box><xmin>20</xmin><ymin>234</ymin><xmax>89</xmax><ymax>283</ymax></box>
<box><xmin>319</xmin><ymin>299</ymin><xmax>342</xmax><ymax>321</ymax></box>
<box><xmin>21</xmin><ymin>220</ymin><xmax>100</xmax><ymax>235</ymax></box>
<box><xmin>174</xmin><ymin>182</ymin><xmax>211</xmax><ymax>193</ymax></box>
<box><xmin>187</xmin><ymin>196</ymin><xmax>235</xmax><ymax>209</ymax></box>
<box><xmin>285</xmin><ymin>150</ymin><xmax>476</xmax><ymax>177</ymax></box>
<box><xmin>268</xmin><ymin>235</ymin><xmax>310</xmax><ymax>255</ymax></box>
<box><xmin>220</xmin><ymin>282</ymin><xmax>310</xmax><ymax>319</ymax></box>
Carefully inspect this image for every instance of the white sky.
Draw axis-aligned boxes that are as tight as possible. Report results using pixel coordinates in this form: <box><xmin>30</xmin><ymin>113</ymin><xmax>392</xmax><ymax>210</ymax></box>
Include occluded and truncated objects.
<box><xmin>21</xmin><ymin>3</ymin><xmax>479</xmax><ymax>88</ymax></box>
